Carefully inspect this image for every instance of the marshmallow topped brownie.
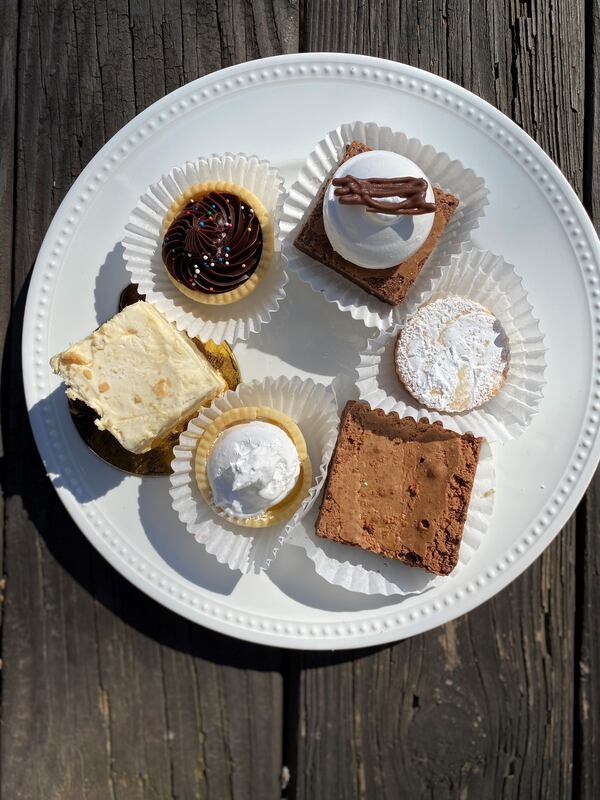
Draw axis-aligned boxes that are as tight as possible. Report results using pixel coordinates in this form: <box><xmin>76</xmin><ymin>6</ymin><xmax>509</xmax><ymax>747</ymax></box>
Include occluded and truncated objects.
<box><xmin>294</xmin><ymin>141</ymin><xmax>459</xmax><ymax>306</ymax></box>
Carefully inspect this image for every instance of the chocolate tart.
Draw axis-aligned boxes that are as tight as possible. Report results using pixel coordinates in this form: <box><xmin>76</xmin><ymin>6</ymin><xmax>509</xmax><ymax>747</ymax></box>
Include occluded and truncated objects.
<box><xmin>162</xmin><ymin>181</ymin><xmax>275</xmax><ymax>305</ymax></box>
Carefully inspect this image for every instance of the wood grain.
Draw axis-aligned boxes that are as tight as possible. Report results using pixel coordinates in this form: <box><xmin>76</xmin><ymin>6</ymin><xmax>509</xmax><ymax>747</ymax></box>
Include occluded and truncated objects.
<box><xmin>0</xmin><ymin>1</ymin><xmax>297</xmax><ymax>798</ymax></box>
<box><xmin>0</xmin><ymin>0</ymin><xmax>18</xmax><ymax>607</ymax></box>
<box><xmin>578</xmin><ymin>2</ymin><xmax>600</xmax><ymax>795</ymax></box>
<box><xmin>292</xmin><ymin>1</ymin><xmax>587</xmax><ymax>797</ymax></box>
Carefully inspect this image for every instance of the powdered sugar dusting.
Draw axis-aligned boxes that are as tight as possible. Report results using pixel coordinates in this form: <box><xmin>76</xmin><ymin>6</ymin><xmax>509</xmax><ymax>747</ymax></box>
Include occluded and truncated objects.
<box><xmin>395</xmin><ymin>297</ymin><xmax>509</xmax><ymax>413</ymax></box>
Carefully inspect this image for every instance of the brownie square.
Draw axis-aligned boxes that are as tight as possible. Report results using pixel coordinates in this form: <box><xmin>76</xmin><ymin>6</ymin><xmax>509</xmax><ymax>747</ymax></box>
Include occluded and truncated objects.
<box><xmin>316</xmin><ymin>401</ymin><xmax>483</xmax><ymax>575</ymax></box>
<box><xmin>294</xmin><ymin>141</ymin><xmax>459</xmax><ymax>306</ymax></box>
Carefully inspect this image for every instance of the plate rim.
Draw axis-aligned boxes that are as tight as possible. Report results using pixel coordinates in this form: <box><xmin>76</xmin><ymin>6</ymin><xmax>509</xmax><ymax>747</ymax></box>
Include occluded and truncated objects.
<box><xmin>22</xmin><ymin>52</ymin><xmax>600</xmax><ymax>650</ymax></box>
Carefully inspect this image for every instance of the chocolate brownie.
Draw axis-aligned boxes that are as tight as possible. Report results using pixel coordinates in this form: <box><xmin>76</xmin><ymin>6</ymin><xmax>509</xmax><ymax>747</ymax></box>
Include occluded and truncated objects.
<box><xmin>316</xmin><ymin>401</ymin><xmax>483</xmax><ymax>576</ymax></box>
<box><xmin>294</xmin><ymin>141</ymin><xmax>459</xmax><ymax>306</ymax></box>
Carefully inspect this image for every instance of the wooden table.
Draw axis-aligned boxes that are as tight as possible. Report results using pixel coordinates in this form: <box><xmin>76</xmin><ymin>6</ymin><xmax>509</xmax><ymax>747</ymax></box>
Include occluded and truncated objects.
<box><xmin>1</xmin><ymin>2</ymin><xmax>598</xmax><ymax>797</ymax></box>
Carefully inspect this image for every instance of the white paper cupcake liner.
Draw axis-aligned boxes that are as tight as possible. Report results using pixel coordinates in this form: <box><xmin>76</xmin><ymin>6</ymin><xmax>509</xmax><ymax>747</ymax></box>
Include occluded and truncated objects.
<box><xmin>122</xmin><ymin>153</ymin><xmax>288</xmax><ymax>344</ymax></box>
<box><xmin>287</xmin><ymin>442</ymin><xmax>494</xmax><ymax>596</ymax></box>
<box><xmin>280</xmin><ymin>121</ymin><xmax>489</xmax><ymax>330</ymax></box>
<box><xmin>169</xmin><ymin>376</ymin><xmax>339</xmax><ymax>574</ymax></box>
<box><xmin>356</xmin><ymin>248</ymin><xmax>546</xmax><ymax>441</ymax></box>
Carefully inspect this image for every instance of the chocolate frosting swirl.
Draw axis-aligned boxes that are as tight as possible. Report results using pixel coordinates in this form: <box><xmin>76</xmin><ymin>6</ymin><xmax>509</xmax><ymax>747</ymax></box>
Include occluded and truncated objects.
<box><xmin>332</xmin><ymin>175</ymin><xmax>436</xmax><ymax>215</ymax></box>
<box><xmin>162</xmin><ymin>192</ymin><xmax>263</xmax><ymax>294</ymax></box>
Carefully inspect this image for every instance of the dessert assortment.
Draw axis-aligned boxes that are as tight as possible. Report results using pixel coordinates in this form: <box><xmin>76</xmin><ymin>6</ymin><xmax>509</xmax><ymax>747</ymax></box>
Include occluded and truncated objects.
<box><xmin>195</xmin><ymin>406</ymin><xmax>312</xmax><ymax>527</ymax></box>
<box><xmin>50</xmin><ymin>123</ymin><xmax>545</xmax><ymax>591</ymax></box>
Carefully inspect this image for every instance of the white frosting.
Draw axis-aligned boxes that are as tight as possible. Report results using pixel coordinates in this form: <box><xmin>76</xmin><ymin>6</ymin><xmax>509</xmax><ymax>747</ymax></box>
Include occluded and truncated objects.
<box><xmin>207</xmin><ymin>421</ymin><xmax>300</xmax><ymax>519</ymax></box>
<box><xmin>322</xmin><ymin>150</ymin><xmax>436</xmax><ymax>269</ymax></box>
<box><xmin>395</xmin><ymin>297</ymin><xmax>509</xmax><ymax>413</ymax></box>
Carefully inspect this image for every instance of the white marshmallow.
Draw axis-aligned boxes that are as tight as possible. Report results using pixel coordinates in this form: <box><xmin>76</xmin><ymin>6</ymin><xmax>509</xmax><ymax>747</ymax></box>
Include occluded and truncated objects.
<box><xmin>323</xmin><ymin>151</ymin><xmax>436</xmax><ymax>269</ymax></box>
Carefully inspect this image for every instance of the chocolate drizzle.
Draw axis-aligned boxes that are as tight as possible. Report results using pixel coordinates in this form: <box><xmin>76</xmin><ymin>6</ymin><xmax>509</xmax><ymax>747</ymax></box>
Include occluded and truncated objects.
<box><xmin>162</xmin><ymin>192</ymin><xmax>263</xmax><ymax>294</ymax></box>
<box><xmin>332</xmin><ymin>175</ymin><xmax>436</xmax><ymax>215</ymax></box>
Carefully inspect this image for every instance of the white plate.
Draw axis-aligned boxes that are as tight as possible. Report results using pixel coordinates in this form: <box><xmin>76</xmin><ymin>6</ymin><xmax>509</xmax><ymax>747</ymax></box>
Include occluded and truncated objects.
<box><xmin>23</xmin><ymin>53</ymin><xmax>600</xmax><ymax>650</ymax></box>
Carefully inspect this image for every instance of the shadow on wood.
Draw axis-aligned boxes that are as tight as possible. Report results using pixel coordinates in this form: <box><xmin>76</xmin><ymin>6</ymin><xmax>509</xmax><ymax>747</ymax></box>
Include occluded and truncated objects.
<box><xmin>2</xmin><ymin>275</ymin><xmax>279</xmax><ymax>668</ymax></box>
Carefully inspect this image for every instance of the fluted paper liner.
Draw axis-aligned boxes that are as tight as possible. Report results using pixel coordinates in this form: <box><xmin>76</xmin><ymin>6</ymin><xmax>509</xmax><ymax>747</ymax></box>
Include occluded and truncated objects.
<box><xmin>123</xmin><ymin>153</ymin><xmax>288</xmax><ymax>344</ymax></box>
<box><xmin>169</xmin><ymin>377</ymin><xmax>339</xmax><ymax>574</ymax></box>
<box><xmin>280</xmin><ymin>121</ymin><xmax>489</xmax><ymax>330</ymax></box>
<box><xmin>356</xmin><ymin>248</ymin><xmax>547</xmax><ymax>441</ymax></box>
<box><xmin>287</xmin><ymin>443</ymin><xmax>494</xmax><ymax>597</ymax></box>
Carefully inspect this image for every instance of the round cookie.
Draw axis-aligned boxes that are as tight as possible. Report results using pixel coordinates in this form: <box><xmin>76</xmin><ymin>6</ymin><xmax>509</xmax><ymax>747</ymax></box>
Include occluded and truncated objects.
<box><xmin>395</xmin><ymin>296</ymin><xmax>510</xmax><ymax>413</ymax></box>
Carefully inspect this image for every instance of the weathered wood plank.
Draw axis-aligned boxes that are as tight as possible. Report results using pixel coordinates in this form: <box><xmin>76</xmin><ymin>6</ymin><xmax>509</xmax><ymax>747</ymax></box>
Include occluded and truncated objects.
<box><xmin>578</xmin><ymin>1</ymin><xmax>600</xmax><ymax>795</ymax></box>
<box><xmin>0</xmin><ymin>0</ymin><xmax>18</xmax><ymax>604</ymax></box>
<box><xmin>293</xmin><ymin>1</ymin><xmax>585</xmax><ymax>797</ymax></box>
<box><xmin>578</xmin><ymin>479</ymin><xmax>600</xmax><ymax>800</ymax></box>
<box><xmin>1</xmin><ymin>1</ymin><xmax>298</xmax><ymax>798</ymax></box>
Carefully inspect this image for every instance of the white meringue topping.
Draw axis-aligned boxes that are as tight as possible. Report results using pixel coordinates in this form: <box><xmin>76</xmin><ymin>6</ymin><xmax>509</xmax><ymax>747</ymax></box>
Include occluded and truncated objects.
<box><xmin>207</xmin><ymin>421</ymin><xmax>300</xmax><ymax>518</ymax></box>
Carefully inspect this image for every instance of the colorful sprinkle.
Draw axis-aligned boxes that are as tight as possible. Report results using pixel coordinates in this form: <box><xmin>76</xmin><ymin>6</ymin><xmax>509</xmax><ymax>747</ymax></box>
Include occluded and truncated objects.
<box><xmin>163</xmin><ymin>192</ymin><xmax>262</xmax><ymax>296</ymax></box>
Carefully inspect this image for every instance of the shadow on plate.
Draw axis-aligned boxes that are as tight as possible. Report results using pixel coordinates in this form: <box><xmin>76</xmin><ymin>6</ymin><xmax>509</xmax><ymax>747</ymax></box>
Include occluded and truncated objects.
<box><xmin>269</xmin><ymin>503</ymin><xmax>433</xmax><ymax>612</ymax></box>
<box><xmin>95</xmin><ymin>242</ymin><xmax>130</xmax><ymax>322</ymax></box>
<box><xmin>244</xmin><ymin>272</ymin><xmax>368</xmax><ymax>377</ymax></box>
<box><xmin>137</xmin><ymin>477</ymin><xmax>240</xmax><ymax>596</ymax></box>
<box><xmin>28</xmin><ymin>385</ymin><xmax>126</xmax><ymax>501</ymax></box>
<box><xmin>268</xmin><ymin>544</ymin><xmax>406</xmax><ymax>612</ymax></box>
<box><xmin>5</xmin><ymin>266</ymin><xmax>274</xmax><ymax>670</ymax></box>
